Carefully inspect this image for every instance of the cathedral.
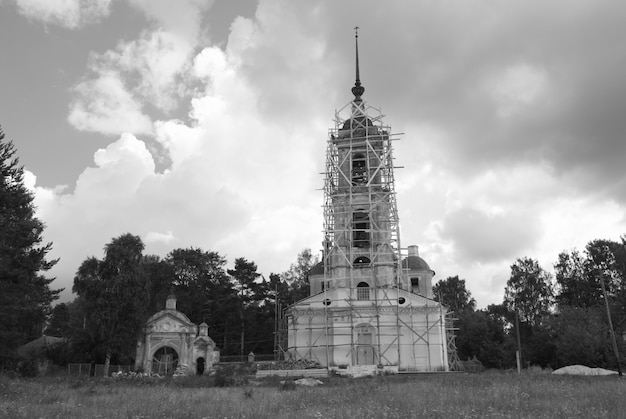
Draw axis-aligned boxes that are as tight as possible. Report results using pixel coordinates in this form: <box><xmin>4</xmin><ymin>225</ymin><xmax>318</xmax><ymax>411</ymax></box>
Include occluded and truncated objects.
<box><xmin>284</xmin><ymin>32</ymin><xmax>449</xmax><ymax>372</ymax></box>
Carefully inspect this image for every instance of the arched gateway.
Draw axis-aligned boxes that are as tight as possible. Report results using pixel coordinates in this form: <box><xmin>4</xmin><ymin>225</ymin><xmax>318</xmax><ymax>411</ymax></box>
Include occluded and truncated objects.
<box><xmin>135</xmin><ymin>294</ymin><xmax>220</xmax><ymax>375</ymax></box>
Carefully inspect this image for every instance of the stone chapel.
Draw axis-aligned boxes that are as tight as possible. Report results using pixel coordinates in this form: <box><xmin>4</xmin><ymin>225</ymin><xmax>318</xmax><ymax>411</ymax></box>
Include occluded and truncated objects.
<box><xmin>135</xmin><ymin>294</ymin><xmax>219</xmax><ymax>375</ymax></box>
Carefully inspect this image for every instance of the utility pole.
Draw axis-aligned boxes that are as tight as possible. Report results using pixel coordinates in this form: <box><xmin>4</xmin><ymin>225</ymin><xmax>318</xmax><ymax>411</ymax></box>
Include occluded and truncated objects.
<box><xmin>600</xmin><ymin>274</ymin><xmax>622</xmax><ymax>376</ymax></box>
<box><xmin>515</xmin><ymin>307</ymin><xmax>522</xmax><ymax>374</ymax></box>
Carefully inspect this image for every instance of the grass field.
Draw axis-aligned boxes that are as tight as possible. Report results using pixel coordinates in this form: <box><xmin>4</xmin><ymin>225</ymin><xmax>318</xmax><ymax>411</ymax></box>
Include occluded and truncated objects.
<box><xmin>1</xmin><ymin>371</ymin><xmax>625</xmax><ymax>418</ymax></box>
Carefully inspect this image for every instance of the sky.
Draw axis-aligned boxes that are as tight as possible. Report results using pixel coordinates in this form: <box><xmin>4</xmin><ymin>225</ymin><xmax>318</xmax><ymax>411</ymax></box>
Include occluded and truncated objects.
<box><xmin>1</xmin><ymin>0</ymin><xmax>626</xmax><ymax>308</ymax></box>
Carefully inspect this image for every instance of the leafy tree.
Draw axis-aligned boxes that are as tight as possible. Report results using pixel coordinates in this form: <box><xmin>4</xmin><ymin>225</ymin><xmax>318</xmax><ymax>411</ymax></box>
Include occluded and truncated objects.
<box><xmin>268</xmin><ymin>272</ymin><xmax>291</xmax><ymax>308</ymax></box>
<box><xmin>281</xmin><ymin>248</ymin><xmax>319</xmax><ymax>303</ymax></box>
<box><xmin>455</xmin><ymin>308</ymin><xmax>515</xmax><ymax>369</ymax></box>
<box><xmin>585</xmin><ymin>239</ymin><xmax>626</xmax><ymax>300</ymax></box>
<box><xmin>45</xmin><ymin>303</ymin><xmax>71</xmax><ymax>338</ymax></box>
<box><xmin>555</xmin><ymin>249</ymin><xmax>602</xmax><ymax>308</ymax></box>
<box><xmin>166</xmin><ymin>248</ymin><xmax>236</xmax><ymax>353</ymax></box>
<box><xmin>73</xmin><ymin>233</ymin><xmax>150</xmax><ymax>374</ymax></box>
<box><xmin>0</xmin><ymin>126</ymin><xmax>61</xmax><ymax>369</ymax></box>
<box><xmin>433</xmin><ymin>275</ymin><xmax>476</xmax><ymax>314</ymax></box>
<box><xmin>504</xmin><ymin>257</ymin><xmax>554</xmax><ymax>327</ymax></box>
<box><xmin>547</xmin><ymin>306</ymin><xmax>608</xmax><ymax>368</ymax></box>
<box><xmin>523</xmin><ymin>322</ymin><xmax>557</xmax><ymax>368</ymax></box>
<box><xmin>64</xmin><ymin>297</ymin><xmax>97</xmax><ymax>363</ymax></box>
<box><xmin>166</xmin><ymin>248</ymin><xmax>229</xmax><ymax>322</ymax></box>
<box><xmin>141</xmin><ymin>254</ymin><xmax>175</xmax><ymax>314</ymax></box>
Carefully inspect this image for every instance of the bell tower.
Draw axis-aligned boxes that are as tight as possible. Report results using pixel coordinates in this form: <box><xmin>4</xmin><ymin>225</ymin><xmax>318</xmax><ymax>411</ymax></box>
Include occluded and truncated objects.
<box><xmin>323</xmin><ymin>27</ymin><xmax>407</xmax><ymax>293</ymax></box>
<box><xmin>284</xmin><ymin>29</ymin><xmax>449</xmax><ymax>372</ymax></box>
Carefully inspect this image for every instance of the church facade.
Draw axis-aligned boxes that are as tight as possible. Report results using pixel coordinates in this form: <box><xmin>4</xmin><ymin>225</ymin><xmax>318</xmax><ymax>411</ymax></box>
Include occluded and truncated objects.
<box><xmin>285</xmin><ymin>32</ymin><xmax>449</xmax><ymax>372</ymax></box>
<box><xmin>135</xmin><ymin>294</ymin><xmax>219</xmax><ymax>375</ymax></box>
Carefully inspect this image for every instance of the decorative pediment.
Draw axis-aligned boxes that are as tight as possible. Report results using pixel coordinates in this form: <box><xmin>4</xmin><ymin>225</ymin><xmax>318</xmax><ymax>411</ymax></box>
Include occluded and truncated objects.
<box><xmin>146</xmin><ymin>311</ymin><xmax>196</xmax><ymax>333</ymax></box>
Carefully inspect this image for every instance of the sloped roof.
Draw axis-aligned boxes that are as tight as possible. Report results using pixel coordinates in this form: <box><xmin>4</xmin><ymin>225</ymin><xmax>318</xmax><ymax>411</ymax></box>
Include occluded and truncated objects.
<box><xmin>17</xmin><ymin>335</ymin><xmax>65</xmax><ymax>357</ymax></box>
<box><xmin>309</xmin><ymin>261</ymin><xmax>324</xmax><ymax>276</ymax></box>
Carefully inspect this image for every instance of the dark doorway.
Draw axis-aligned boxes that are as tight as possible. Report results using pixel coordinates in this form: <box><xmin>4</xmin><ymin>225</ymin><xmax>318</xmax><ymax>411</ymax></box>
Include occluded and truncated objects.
<box><xmin>196</xmin><ymin>357</ymin><xmax>205</xmax><ymax>375</ymax></box>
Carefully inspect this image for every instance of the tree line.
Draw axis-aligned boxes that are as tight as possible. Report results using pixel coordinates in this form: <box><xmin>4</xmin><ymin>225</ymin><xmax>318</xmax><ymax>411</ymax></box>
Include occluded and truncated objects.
<box><xmin>45</xmin><ymin>235</ymin><xmax>317</xmax><ymax>367</ymax></box>
<box><xmin>41</xmin><ymin>235</ymin><xmax>626</xmax><ymax>372</ymax></box>
<box><xmin>435</xmin><ymin>238</ymin><xmax>626</xmax><ymax>371</ymax></box>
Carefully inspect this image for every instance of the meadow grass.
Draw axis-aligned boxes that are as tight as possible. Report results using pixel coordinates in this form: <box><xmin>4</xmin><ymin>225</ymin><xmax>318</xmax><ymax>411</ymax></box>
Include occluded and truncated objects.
<box><xmin>1</xmin><ymin>371</ymin><xmax>625</xmax><ymax>418</ymax></box>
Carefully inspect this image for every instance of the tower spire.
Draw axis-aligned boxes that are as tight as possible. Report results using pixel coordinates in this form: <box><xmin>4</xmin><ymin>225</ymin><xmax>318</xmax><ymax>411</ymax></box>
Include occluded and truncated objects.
<box><xmin>351</xmin><ymin>26</ymin><xmax>365</xmax><ymax>102</ymax></box>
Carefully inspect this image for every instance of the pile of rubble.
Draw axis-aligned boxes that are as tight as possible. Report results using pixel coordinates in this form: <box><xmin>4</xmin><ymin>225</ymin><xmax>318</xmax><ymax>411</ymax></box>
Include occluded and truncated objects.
<box><xmin>173</xmin><ymin>364</ymin><xmax>191</xmax><ymax>377</ymax></box>
<box><xmin>553</xmin><ymin>365</ymin><xmax>618</xmax><ymax>376</ymax></box>
<box><xmin>111</xmin><ymin>370</ymin><xmax>164</xmax><ymax>380</ymax></box>
<box><xmin>256</xmin><ymin>359</ymin><xmax>322</xmax><ymax>371</ymax></box>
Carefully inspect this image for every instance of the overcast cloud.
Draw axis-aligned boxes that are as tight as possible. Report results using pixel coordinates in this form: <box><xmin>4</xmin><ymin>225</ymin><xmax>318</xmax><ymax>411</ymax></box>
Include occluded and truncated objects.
<box><xmin>2</xmin><ymin>0</ymin><xmax>625</xmax><ymax>307</ymax></box>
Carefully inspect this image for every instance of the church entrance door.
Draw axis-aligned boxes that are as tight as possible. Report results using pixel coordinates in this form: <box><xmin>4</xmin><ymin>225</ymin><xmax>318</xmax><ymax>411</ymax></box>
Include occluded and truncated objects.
<box><xmin>356</xmin><ymin>332</ymin><xmax>374</xmax><ymax>365</ymax></box>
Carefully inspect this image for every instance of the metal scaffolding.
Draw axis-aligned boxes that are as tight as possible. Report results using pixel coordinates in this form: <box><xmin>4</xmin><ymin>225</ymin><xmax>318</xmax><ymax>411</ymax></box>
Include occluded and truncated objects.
<box><xmin>282</xmin><ymin>96</ymin><xmax>449</xmax><ymax>371</ymax></box>
<box><xmin>281</xmin><ymin>29</ymin><xmax>450</xmax><ymax>370</ymax></box>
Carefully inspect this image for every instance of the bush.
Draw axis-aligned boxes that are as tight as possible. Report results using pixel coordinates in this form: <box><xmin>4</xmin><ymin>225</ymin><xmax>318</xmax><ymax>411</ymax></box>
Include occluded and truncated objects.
<box><xmin>18</xmin><ymin>358</ymin><xmax>39</xmax><ymax>377</ymax></box>
<box><xmin>214</xmin><ymin>364</ymin><xmax>249</xmax><ymax>387</ymax></box>
<box><xmin>214</xmin><ymin>365</ymin><xmax>237</xmax><ymax>387</ymax></box>
<box><xmin>278</xmin><ymin>380</ymin><xmax>296</xmax><ymax>391</ymax></box>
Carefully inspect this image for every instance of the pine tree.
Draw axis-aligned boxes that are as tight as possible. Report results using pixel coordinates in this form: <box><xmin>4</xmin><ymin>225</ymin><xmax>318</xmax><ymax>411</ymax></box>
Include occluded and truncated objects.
<box><xmin>0</xmin><ymin>125</ymin><xmax>60</xmax><ymax>368</ymax></box>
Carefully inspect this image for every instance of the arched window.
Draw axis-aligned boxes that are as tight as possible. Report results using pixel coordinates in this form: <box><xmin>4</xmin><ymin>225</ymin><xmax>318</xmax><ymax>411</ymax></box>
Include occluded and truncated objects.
<box><xmin>357</xmin><ymin>282</ymin><xmax>370</xmax><ymax>301</ymax></box>
<box><xmin>352</xmin><ymin>153</ymin><xmax>367</xmax><ymax>185</ymax></box>
<box><xmin>353</xmin><ymin>256</ymin><xmax>371</xmax><ymax>267</ymax></box>
<box><xmin>353</xmin><ymin>212</ymin><xmax>370</xmax><ymax>248</ymax></box>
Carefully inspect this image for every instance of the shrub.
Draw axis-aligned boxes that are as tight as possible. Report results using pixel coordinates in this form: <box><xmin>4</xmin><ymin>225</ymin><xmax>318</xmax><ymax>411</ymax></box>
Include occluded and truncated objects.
<box><xmin>18</xmin><ymin>358</ymin><xmax>39</xmax><ymax>377</ymax></box>
<box><xmin>214</xmin><ymin>364</ymin><xmax>251</xmax><ymax>387</ymax></box>
<box><xmin>242</xmin><ymin>387</ymin><xmax>253</xmax><ymax>398</ymax></box>
<box><xmin>214</xmin><ymin>364</ymin><xmax>237</xmax><ymax>387</ymax></box>
<box><xmin>278</xmin><ymin>380</ymin><xmax>296</xmax><ymax>391</ymax></box>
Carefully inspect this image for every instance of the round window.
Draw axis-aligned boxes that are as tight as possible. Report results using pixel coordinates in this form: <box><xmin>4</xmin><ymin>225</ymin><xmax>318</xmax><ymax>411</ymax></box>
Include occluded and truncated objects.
<box><xmin>398</xmin><ymin>297</ymin><xmax>406</xmax><ymax>305</ymax></box>
<box><xmin>323</xmin><ymin>299</ymin><xmax>332</xmax><ymax>306</ymax></box>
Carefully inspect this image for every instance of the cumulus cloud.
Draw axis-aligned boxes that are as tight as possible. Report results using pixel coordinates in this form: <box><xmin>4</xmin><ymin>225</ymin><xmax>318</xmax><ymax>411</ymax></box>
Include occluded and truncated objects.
<box><xmin>103</xmin><ymin>30</ymin><xmax>195</xmax><ymax>112</ymax></box>
<box><xmin>145</xmin><ymin>231</ymin><xmax>176</xmax><ymax>244</ymax></box>
<box><xmin>40</xmin><ymin>3</ymin><xmax>330</xmax><ymax>300</ymax></box>
<box><xmin>14</xmin><ymin>0</ymin><xmax>113</xmax><ymax>29</ymax></box>
<box><xmin>22</xmin><ymin>0</ymin><xmax>626</xmax><ymax>307</ymax></box>
<box><xmin>66</xmin><ymin>0</ymin><xmax>212</xmax><ymax>134</ymax></box>
<box><xmin>68</xmin><ymin>72</ymin><xmax>153</xmax><ymax>135</ymax></box>
<box><xmin>127</xmin><ymin>0</ymin><xmax>212</xmax><ymax>44</ymax></box>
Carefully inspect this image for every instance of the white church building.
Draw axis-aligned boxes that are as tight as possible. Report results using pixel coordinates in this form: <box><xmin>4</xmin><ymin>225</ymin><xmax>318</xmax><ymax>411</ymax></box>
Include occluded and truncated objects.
<box><xmin>285</xmin><ymin>31</ymin><xmax>450</xmax><ymax>372</ymax></box>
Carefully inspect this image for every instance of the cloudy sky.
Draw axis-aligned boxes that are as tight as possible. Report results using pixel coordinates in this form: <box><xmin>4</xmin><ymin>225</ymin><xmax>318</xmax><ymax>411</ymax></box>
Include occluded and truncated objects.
<box><xmin>2</xmin><ymin>0</ymin><xmax>625</xmax><ymax>308</ymax></box>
